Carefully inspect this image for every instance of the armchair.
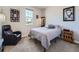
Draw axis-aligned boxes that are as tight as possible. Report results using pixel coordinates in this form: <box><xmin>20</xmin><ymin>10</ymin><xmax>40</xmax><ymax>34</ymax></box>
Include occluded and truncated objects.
<box><xmin>2</xmin><ymin>25</ymin><xmax>21</xmax><ymax>45</ymax></box>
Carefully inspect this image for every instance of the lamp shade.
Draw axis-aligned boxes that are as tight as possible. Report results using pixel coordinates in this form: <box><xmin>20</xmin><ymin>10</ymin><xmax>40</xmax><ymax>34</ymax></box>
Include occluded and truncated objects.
<box><xmin>0</xmin><ymin>13</ymin><xmax>5</xmax><ymax>22</ymax></box>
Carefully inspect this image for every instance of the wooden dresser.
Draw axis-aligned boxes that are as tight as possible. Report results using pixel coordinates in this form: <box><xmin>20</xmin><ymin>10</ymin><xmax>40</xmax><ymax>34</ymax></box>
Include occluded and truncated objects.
<box><xmin>62</xmin><ymin>29</ymin><xmax>73</xmax><ymax>43</ymax></box>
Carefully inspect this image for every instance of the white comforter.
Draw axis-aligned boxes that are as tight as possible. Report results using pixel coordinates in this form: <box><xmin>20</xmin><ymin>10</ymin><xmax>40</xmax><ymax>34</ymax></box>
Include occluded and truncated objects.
<box><xmin>30</xmin><ymin>27</ymin><xmax>61</xmax><ymax>49</ymax></box>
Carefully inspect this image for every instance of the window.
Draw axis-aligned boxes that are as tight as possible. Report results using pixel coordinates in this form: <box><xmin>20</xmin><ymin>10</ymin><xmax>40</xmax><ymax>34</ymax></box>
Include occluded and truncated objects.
<box><xmin>25</xmin><ymin>9</ymin><xmax>33</xmax><ymax>24</ymax></box>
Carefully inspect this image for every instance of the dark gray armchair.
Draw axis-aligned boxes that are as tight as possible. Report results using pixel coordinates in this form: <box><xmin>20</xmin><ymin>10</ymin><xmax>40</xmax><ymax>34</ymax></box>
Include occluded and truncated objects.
<box><xmin>2</xmin><ymin>25</ymin><xmax>21</xmax><ymax>45</ymax></box>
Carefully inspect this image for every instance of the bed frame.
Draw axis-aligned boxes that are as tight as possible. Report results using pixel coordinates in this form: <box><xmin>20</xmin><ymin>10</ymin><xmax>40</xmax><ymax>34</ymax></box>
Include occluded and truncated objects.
<box><xmin>29</xmin><ymin>35</ymin><xmax>60</xmax><ymax>52</ymax></box>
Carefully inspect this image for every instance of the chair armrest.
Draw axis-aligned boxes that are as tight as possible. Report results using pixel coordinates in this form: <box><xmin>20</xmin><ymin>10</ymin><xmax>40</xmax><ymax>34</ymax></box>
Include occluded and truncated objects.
<box><xmin>13</xmin><ymin>31</ymin><xmax>21</xmax><ymax>34</ymax></box>
<box><xmin>4</xmin><ymin>34</ymin><xmax>17</xmax><ymax>40</ymax></box>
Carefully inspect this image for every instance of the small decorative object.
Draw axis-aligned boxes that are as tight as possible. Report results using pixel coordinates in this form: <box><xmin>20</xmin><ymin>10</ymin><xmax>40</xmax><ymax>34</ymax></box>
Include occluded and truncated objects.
<box><xmin>63</xmin><ymin>6</ymin><xmax>75</xmax><ymax>21</ymax></box>
<box><xmin>36</xmin><ymin>15</ymin><xmax>39</xmax><ymax>19</ymax></box>
<box><xmin>10</xmin><ymin>9</ymin><xmax>20</xmax><ymax>22</ymax></box>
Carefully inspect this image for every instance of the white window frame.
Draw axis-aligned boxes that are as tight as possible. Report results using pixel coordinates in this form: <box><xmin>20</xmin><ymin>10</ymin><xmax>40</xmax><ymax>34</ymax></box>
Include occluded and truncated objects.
<box><xmin>25</xmin><ymin>8</ymin><xmax>34</xmax><ymax>25</ymax></box>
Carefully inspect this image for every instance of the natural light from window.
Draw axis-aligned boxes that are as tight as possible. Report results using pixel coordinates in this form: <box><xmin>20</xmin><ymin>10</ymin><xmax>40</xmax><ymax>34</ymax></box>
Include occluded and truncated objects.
<box><xmin>25</xmin><ymin>9</ymin><xmax>33</xmax><ymax>24</ymax></box>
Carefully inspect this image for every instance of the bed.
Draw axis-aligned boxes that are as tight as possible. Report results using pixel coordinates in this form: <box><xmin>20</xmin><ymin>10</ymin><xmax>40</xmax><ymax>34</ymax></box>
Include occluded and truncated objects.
<box><xmin>29</xmin><ymin>25</ymin><xmax>61</xmax><ymax>51</ymax></box>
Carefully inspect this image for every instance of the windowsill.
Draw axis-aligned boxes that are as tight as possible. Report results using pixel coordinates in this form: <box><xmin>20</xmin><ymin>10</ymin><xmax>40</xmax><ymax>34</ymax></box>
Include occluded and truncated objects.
<box><xmin>25</xmin><ymin>23</ymin><xmax>33</xmax><ymax>25</ymax></box>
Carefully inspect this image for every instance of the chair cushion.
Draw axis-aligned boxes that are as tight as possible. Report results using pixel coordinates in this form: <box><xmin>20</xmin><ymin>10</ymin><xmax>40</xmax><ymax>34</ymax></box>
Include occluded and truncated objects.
<box><xmin>4</xmin><ymin>31</ymin><xmax>13</xmax><ymax>35</ymax></box>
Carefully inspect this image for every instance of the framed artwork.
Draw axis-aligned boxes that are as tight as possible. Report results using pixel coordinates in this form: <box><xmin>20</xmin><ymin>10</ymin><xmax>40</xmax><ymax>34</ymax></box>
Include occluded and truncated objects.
<box><xmin>63</xmin><ymin>6</ymin><xmax>75</xmax><ymax>21</ymax></box>
<box><xmin>36</xmin><ymin>15</ymin><xmax>39</xmax><ymax>19</ymax></box>
<box><xmin>10</xmin><ymin>9</ymin><xmax>20</xmax><ymax>22</ymax></box>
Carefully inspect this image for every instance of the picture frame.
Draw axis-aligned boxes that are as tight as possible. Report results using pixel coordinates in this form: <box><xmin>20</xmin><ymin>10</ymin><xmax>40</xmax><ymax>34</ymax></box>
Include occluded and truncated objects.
<box><xmin>36</xmin><ymin>15</ymin><xmax>39</xmax><ymax>19</ymax></box>
<box><xmin>10</xmin><ymin>9</ymin><xmax>20</xmax><ymax>22</ymax></box>
<box><xmin>63</xmin><ymin>6</ymin><xmax>75</xmax><ymax>21</ymax></box>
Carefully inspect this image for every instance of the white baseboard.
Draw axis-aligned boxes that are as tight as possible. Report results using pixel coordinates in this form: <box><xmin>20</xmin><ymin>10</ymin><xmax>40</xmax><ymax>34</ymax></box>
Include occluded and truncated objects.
<box><xmin>74</xmin><ymin>40</ymin><xmax>79</xmax><ymax>44</ymax></box>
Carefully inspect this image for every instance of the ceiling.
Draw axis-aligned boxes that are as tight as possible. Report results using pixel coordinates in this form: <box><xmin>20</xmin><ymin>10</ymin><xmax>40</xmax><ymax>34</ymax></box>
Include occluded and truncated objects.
<box><xmin>33</xmin><ymin>6</ymin><xmax>48</xmax><ymax>9</ymax></box>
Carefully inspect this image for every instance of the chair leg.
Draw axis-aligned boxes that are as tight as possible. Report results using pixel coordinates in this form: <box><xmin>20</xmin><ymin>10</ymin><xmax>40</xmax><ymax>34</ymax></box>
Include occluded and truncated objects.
<box><xmin>1</xmin><ymin>46</ymin><xmax>4</xmax><ymax>52</ymax></box>
<box><xmin>44</xmin><ymin>48</ymin><xmax>46</xmax><ymax>52</ymax></box>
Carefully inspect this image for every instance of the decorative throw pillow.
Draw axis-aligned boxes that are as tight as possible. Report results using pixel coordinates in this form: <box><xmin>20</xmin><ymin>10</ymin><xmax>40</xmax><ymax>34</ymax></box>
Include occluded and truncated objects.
<box><xmin>48</xmin><ymin>24</ymin><xmax>55</xmax><ymax>29</ymax></box>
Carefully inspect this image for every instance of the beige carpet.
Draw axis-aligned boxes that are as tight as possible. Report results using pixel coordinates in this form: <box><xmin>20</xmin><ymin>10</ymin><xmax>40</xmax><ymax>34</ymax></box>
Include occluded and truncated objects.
<box><xmin>4</xmin><ymin>37</ymin><xmax>79</xmax><ymax>52</ymax></box>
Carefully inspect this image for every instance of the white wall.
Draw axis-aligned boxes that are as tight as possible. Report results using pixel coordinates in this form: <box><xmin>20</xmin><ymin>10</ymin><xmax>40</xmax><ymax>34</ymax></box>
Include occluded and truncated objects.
<box><xmin>0</xmin><ymin>6</ymin><xmax>42</xmax><ymax>37</ymax></box>
<box><xmin>41</xmin><ymin>9</ymin><xmax>45</xmax><ymax>17</ymax></box>
<box><xmin>45</xmin><ymin>6</ymin><xmax>79</xmax><ymax>43</ymax></box>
